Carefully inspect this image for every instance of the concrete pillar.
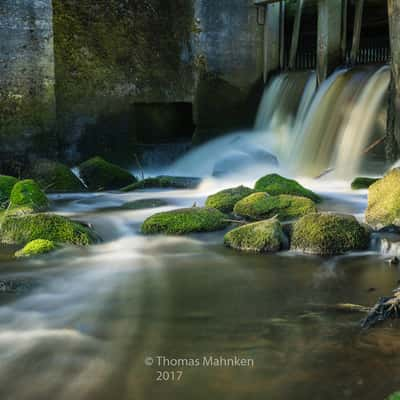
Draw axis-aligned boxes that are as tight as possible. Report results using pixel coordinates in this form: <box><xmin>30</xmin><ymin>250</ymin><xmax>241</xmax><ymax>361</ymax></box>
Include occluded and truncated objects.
<box><xmin>263</xmin><ymin>3</ymin><xmax>281</xmax><ymax>81</ymax></box>
<box><xmin>350</xmin><ymin>0</ymin><xmax>365</xmax><ymax>64</ymax></box>
<box><xmin>317</xmin><ymin>0</ymin><xmax>344</xmax><ymax>85</ymax></box>
<box><xmin>0</xmin><ymin>0</ymin><xmax>56</xmax><ymax>157</ymax></box>
<box><xmin>289</xmin><ymin>0</ymin><xmax>304</xmax><ymax>70</ymax></box>
<box><xmin>386</xmin><ymin>0</ymin><xmax>400</xmax><ymax>160</ymax></box>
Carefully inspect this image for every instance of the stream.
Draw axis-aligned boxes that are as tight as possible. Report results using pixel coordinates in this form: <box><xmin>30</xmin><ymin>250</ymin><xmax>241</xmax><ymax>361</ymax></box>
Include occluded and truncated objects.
<box><xmin>0</xmin><ymin>176</ymin><xmax>400</xmax><ymax>400</ymax></box>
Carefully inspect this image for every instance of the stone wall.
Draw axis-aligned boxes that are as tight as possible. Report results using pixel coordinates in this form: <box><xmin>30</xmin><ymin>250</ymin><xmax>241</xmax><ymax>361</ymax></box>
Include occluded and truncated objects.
<box><xmin>0</xmin><ymin>0</ymin><xmax>56</xmax><ymax>159</ymax></box>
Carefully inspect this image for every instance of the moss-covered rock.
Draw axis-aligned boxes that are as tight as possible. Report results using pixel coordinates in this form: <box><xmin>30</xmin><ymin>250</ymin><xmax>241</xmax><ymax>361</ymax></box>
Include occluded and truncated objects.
<box><xmin>224</xmin><ymin>218</ymin><xmax>287</xmax><ymax>253</ymax></box>
<box><xmin>386</xmin><ymin>392</ymin><xmax>400</xmax><ymax>400</ymax></box>
<box><xmin>0</xmin><ymin>175</ymin><xmax>18</xmax><ymax>208</ymax></box>
<box><xmin>351</xmin><ymin>177</ymin><xmax>379</xmax><ymax>190</ymax></box>
<box><xmin>78</xmin><ymin>156</ymin><xmax>137</xmax><ymax>191</ymax></box>
<box><xmin>29</xmin><ymin>159</ymin><xmax>85</xmax><ymax>193</ymax></box>
<box><xmin>121</xmin><ymin>176</ymin><xmax>201</xmax><ymax>192</ymax></box>
<box><xmin>205</xmin><ymin>186</ymin><xmax>254</xmax><ymax>213</ymax></box>
<box><xmin>254</xmin><ymin>174</ymin><xmax>321</xmax><ymax>203</ymax></box>
<box><xmin>9</xmin><ymin>180</ymin><xmax>49</xmax><ymax>214</ymax></box>
<box><xmin>141</xmin><ymin>207</ymin><xmax>228</xmax><ymax>235</ymax></box>
<box><xmin>121</xmin><ymin>198</ymin><xmax>169</xmax><ymax>210</ymax></box>
<box><xmin>291</xmin><ymin>213</ymin><xmax>370</xmax><ymax>255</ymax></box>
<box><xmin>0</xmin><ymin>214</ymin><xmax>98</xmax><ymax>245</ymax></box>
<box><xmin>234</xmin><ymin>193</ymin><xmax>317</xmax><ymax>221</ymax></box>
<box><xmin>366</xmin><ymin>169</ymin><xmax>400</xmax><ymax>229</ymax></box>
<box><xmin>15</xmin><ymin>239</ymin><xmax>57</xmax><ymax>258</ymax></box>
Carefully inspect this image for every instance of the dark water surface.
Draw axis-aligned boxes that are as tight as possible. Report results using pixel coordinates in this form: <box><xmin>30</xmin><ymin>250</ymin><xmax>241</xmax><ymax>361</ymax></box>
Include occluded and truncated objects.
<box><xmin>0</xmin><ymin>188</ymin><xmax>399</xmax><ymax>400</ymax></box>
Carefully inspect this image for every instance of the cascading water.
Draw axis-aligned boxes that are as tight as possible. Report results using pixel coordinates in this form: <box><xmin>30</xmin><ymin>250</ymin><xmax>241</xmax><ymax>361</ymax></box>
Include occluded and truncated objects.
<box><xmin>256</xmin><ymin>66</ymin><xmax>390</xmax><ymax>178</ymax></box>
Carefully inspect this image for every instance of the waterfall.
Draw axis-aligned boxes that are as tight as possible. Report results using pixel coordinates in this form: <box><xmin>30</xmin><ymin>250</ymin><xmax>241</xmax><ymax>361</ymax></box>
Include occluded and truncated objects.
<box><xmin>256</xmin><ymin>66</ymin><xmax>390</xmax><ymax>178</ymax></box>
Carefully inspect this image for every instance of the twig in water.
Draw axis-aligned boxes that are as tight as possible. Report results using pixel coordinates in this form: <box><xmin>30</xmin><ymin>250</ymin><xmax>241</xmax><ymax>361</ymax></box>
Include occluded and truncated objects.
<box><xmin>134</xmin><ymin>153</ymin><xmax>145</xmax><ymax>180</ymax></box>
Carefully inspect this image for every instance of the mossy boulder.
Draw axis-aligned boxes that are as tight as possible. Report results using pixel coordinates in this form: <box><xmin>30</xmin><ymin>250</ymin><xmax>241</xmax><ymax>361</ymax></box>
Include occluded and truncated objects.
<box><xmin>254</xmin><ymin>174</ymin><xmax>321</xmax><ymax>203</ymax></box>
<box><xmin>121</xmin><ymin>176</ymin><xmax>201</xmax><ymax>192</ymax></box>
<box><xmin>366</xmin><ymin>169</ymin><xmax>400</xmax><ymax>229</ymax></box>
<box><xmin>0</xmin><ymin>175</ymin><xmax>18</xmax><ymax>208</ymax></box>
<box><xmin>78</xmin><ymin>157</ymin><xmax>137</xmax><ymax>191</ymax></box>
<box><xmin>29</xmin><ymin>159</ymin><xmax>85</xmax><ymax>193</ymax></box>
<box><xmin>141</xmin><ymin>207</ymin><xmax>228</xmax><ymax>235</ymax></box>
<box><xmin>351</xmin><ymin>177</ymin><xmax>379</xmax><ymax>190</ymax></box>
<box><xmin>291</xmin><ymin>213</ymin><xmax>370</xmax><ymax>255</ymax></box>
<box><xmin>121</xmin><ymin>198</ymin><xmax>169</xmax><ymax>210</ymax></box>
<box><xmin>224</xmin><ymin>218</ymin><xmax>287</xmax><ymax>253</ymax></box>
<box><xmin>0</xmin><ymin>214</ymin><xmax>98</xmax><ymax>245</ymax></box>
<box><xmin>234</xmin><ymin>193</ymin><xmax>317</xmax><ymax>221</ymax></box>
<box><xmin>205</xmin><ymin>186</ymin><xmax>254</xmax><ymax>213</ymax></box>
<box><xmin>15</xmin><ymin>239</ymin><xmax>57</xmax><ymax>258</ymax></box>
<box><xmin>9</xmin><ymin>180</ymin><xmax>49</xmax><ymax>214</ymax></box>
<box><xmin>386</xmin><ymin>392</ymin><xmax>400</xmax><ymax>400</ymax></box>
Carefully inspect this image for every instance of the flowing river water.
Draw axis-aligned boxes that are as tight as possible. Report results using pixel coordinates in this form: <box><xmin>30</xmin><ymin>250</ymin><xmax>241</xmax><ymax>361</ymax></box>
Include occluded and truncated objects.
<box><xmin>0</xmin><ymin>177</ymin><xmax>400</xmax><ymax>400</ymax></box>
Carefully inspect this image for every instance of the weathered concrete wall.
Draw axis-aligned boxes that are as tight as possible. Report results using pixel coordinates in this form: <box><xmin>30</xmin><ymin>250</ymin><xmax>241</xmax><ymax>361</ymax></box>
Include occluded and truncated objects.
<box><xmin>0</xmin><ymin>0</ymin><xmax>56</xmax><ymax>158</ymax></box>
<box><xmin>386</xmin><ymin>0</ymin><xmax>400</xmax><ymax>161</ymax></box>
<box><xmin>192</xmin><ymin>0</ymin><xmax>264</xmax><ymax>142</ymax></box>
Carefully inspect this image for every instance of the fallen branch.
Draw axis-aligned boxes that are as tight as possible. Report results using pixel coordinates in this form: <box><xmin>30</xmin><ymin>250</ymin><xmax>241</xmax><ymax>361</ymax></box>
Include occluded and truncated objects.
<box><xmin>308</xmin><ymin>303</ymin><xmax>371</xmax><ymax>314</ymax></box>
<box><xmin>222</xmin><ymin>219</ymin><xmax>247</xmax><ymax>225</ymax></box>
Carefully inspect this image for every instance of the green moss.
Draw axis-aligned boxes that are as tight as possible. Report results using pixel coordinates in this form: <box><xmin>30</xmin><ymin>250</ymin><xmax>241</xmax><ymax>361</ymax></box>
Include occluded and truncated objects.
<box><xmin>122</xmin><ymin>176</ymin><xmax>201</xmax><ymax>192</ymax></box>
<box><xmin>366</xmin><ymin>169</ymin><xmax>400</xmax><ymax>229</ymax></box>
<box><xmin>15</xmin><ymin>239</ymin><xmax>57</xmax><ymax>258</ymax></box>
<box><xmin>9</xmin><ymin>179</ymin><xmax>49</xmax><ymax>214</ymax></box>
<box><xmin>0</xmin><ymin>175</ymin><xmax>18</xmax><ymax>209</ymax></box>
<box><xmin>0</xmin><ymin>214</ymin><xmax>98</xmax><ymax>245</ymax></box>
<box><xmin>141</xmin><ymin>207</ymin><xmax>228</xmax><ymax>235</ymax></box>
<box><xmin>254</xmin><ymin>174</ymin><xmax>321</xmax><ymax>203</ymax></box>
<box><xmin>78</xmin><ymin>156</ymin><xmax>137</xmax><ymax>191</ymax></box>
<box><xmin>386</xmin><ymin>392</ymin><xmax>400</xmax><ymax>400</ymax></box>
<box><xmin>29</xmin><ymin>159</ymin><xmax>85</xmax><ymax>193</ymax></box>
<box><xmin>224</xmin><ymin>218</ymin><xmax>286</xmax><ymax>253</ymax></box>
<box><xmin>234</xmin><ymin>193</ymin><xmax>317</xmax><ymax>221</ymax></box>
<box><xmin>291</xmin><ymin>213</ymin><xmax>370</xmax><ymax>255</ymax></box>
<box><xmin>121</xmin><ymin>199</ymin><xmax>169</xmax><ymax>210</ymax></box>
<box><xmin>205</xmin><ymin>186</ymin><xmax>254</xmax><ymax>213</ymax></box>
<box><xmin>351</xmin><ymin>177</ymin><xmax>379</xmax><ymax>190</ymax></box>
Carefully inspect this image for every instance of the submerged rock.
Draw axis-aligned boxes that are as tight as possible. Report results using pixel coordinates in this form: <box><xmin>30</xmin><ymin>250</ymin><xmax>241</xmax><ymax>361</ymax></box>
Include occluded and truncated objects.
<box><xmin>212</xmin><ymin>150</ymin><xmax>278</xmax><ymax>177</ymax></box>
<box><xmin>121</xmin><ymin>176</ymin><xmax>201</xmax><ymax>192</ymax></box>
<box><xmin>351</xmin><ymin>176</ymin><xmax>379</xmax><ymax>190</ymax></box>
<box><xmin>78</xmin><ymin>156</ymin><xmax>137</xmax><ymax>191</ymax></box>
<box><xmin>9</xmin><ymin>179</ymin><xmax>49</xmax><ymax>214</ymax></box>
<box><xmin>366</xmin><ymin>169</ymin><xmax>400</xmax><ymax>229</ymax></box>
<box><xmin>254</xmin><ymin>174</ymin><xmax>321</xmax><ymax>203</ymax></box>
<box><xmin>15</xmin><ymin>239</ymin><xmax>57</xmax><ymax>258</ymax></box>
<box><xmin>291</xmin><ymin>213</ymin><xmax>370</xmax><ymax>255</ymax></box>
<box><xmin>224</xmin><ymin>218</ymin><xmax>287</xmax><ymax>253</ymax></box>
<box><xmin>0</xmin><ymin>214</ymin><xmax>98</xmax><ymax>245</ymax></box>
<box><xmin>29</xmin><ymin>159</ymin><xmax>86</xmax><ymax>193</ymax></box>
<box><xmin>0</xmin><ymin>175</ymin><xmax>18</xmax><ymax>208</ymax></box>
<box><xmin>205</xmin><ymin>186</ymin><xmax>254</xmax><ymax>213</ymax></box>
<box><xmin>141</xmin><ymin>207</ymin><xmax>228</xmax><ymax>235</ymax></box>
<box><xmin>121</xmin><ymin>198</ymin><xmax>169</xmax><ymax>210</ymax></box>
<box><xmin>234</xmin><ymin>193</ymin><xmax>317</xmax><ymax>221</ymax></box>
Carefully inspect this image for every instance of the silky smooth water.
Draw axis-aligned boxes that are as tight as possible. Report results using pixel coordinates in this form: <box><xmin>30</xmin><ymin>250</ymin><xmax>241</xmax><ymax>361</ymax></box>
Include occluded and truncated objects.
<box><xmin>0</xmin><ymin>182</ymin><xmax>400</xmax><ymax>400</ymax></box>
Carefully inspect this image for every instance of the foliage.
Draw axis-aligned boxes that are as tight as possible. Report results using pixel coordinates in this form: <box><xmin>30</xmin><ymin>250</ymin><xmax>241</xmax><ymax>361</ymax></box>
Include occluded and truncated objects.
<box><xmin>0</xmin><ymin>175</ymin><xmax>18</xmax><ymax>209</ymax></box>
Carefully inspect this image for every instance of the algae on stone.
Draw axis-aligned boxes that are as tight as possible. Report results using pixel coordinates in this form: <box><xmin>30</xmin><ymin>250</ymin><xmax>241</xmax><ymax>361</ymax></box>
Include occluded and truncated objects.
<box><xmin>291</xmin><ymin>213</ymin><xmax>370</xmax><ymax>255</ymax></box>
<box><xmin>205</xmin><ymin>186</ymin><xmax>254</xmax><ymax>213</ymax></box>
<box><xmin>29</xmin><ymin>159</ymin><xmax>85</xmax><ymax>193</ymax></box>
<box><xmin>351</xmin><ymin>177</ymin><xmax>379</xmax><ymax>190</ymax></box>
<box><xmin>0</xmin><ymin>175</ymin><xmax>18</xmax><ymax>208</ymax></box>
<box><xmin>9</xmin><ymin>179</ymin><xmax>49</xmax><ymax>213</ymax></box>
<box><xmin>224</xmin><ymin>218</ymin><xmax>287</xmax><ymax>253</ymax></box>
<box><xmin>122</xmin><ymin>176</ymin><xmax>201</xmax><ymax>192</ymax></box>
<box><xmin>366</xmin><ymin>169</ymin><xmax>400</xmax><ymax>229</ymax></box>
<box><xmin>79</xmin><ymin>156</ymin><xmax>137</xmax><ymax>191</ymax></box>
<box><xmin>1</xmin><ymin>214</ymin><xmax>98</xmax><ymax>246</ymax></box>
<box><xmin>234</xmin><ymin>193</ymin><xmax>317</xmax><ymax>221</ymax></box>
<box><xmin>254</xmin><ymin>174</ymin><xmax>321</xmax><ymax>202</ymax></box>
<box><xmin>15</xmin><ymin>239</ymin><xmax>57</xmax><ymax>258</ymax></box>
<box><xmin>141</xmin><ymin>207</ymin><xmax>228</xmax><ymax>235</ymax></box>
